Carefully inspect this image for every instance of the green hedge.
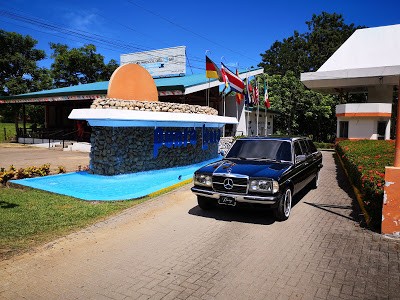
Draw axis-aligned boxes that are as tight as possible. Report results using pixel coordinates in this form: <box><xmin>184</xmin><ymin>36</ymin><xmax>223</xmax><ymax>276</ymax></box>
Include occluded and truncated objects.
<box><xmin>314</xmin><ymin>142</ymin><xmax>335</xmax><ymax>149</ymax></box>
<box><xmin>336</xmin><ymin>140</ymin><xmax>395</xmax><ymax>229</ymax></box>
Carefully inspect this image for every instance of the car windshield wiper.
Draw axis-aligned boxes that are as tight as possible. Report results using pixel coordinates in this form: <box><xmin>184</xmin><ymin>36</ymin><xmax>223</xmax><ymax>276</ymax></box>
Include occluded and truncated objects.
<box><xmin>225</xmin><ymin>156</ymin><xmax>248</xmax><ymax>160</ymax></box>
<box><xmin>252</xmin><ymin>157</ymin><xmax>278</xmax><ymax>162</ymax></box>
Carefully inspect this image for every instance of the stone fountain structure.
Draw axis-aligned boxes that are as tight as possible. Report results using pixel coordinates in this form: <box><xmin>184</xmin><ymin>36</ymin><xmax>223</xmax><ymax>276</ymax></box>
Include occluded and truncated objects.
<box><xmin>69</xmin><ymin>64</ymin><xmax>237</xmax><ymax>175</ymax></box>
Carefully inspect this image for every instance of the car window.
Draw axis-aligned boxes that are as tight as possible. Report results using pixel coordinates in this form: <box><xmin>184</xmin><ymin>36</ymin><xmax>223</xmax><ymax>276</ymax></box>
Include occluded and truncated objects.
<box><xmin>307</xmin><ymin>140</ymin><xmax>318</xmax><ymax>153</ymax></box>
<box><xmin>299</xmin><ymin>139</ymin><xmax>311</xmax><ymax>155</ymax></box>
<box><xmin>294</xmin><ymin>141</ymin><xmax>303</xmax><ymax>156</ymax></box>
<box><xmin>226</xmin><ymin>140</ymin><xmax>292</xmax><ymax>161</ymax></box>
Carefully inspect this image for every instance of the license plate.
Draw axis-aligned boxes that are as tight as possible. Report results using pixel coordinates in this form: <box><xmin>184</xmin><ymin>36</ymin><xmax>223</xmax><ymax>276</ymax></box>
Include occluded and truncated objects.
<box><xmin>218</xmin><ymin>196</ymin><xmax>236</xmax><ymax>206</ymax></box>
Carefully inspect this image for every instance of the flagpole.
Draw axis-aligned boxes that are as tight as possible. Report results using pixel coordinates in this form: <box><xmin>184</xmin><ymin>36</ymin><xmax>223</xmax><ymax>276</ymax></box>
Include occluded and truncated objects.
<box><xmin>245</xmin><ymin>71</ymin><xmax>249</xmax><ymax>136</ymax></box>
<box><xmin>265</xmin><ymin>75</ymin><xmax>267</xmax><ymax>136</ymax></box>
<box><xmin>255</xmin><ymin>77</ymin><xmax>259</xmax><ymax>136</ymax></box>
<box><xmin>207</xmin><ymin>79</ymin><xmax>210</xmax><ymax>107</ymax></box>
<box><xmin>223</xmin><ymin>92</ymin><xmax>226</xmax><ymax>137</ymax></box>
<box><xmin>205</xmin><ymin>50</ymin><xmax>211</xmax><ymax>107</ymax></box>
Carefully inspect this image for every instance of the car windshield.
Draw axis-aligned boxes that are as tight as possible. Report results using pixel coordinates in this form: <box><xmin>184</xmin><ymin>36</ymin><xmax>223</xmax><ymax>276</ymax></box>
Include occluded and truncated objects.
<box><xmin>225</xmin><ymin>139</ymin><xmax>292</xmax><ymax>162</ymax></box>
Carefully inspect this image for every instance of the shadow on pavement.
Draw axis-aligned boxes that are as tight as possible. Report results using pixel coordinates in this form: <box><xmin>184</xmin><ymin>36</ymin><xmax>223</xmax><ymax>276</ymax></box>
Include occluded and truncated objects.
<box><xmin>188</xmin><ymin>189</ymin><xmax>308</xmax><ymax>225</ymax></box>
<box><xmin>304</xmin><ymin>151</ymin><xmax>364</xmax><ymax>226</ymax></box>
<box><xmin>303</xmin><ymin>202</ymin><xmax>354</xmax><ymax>221</ymax></box>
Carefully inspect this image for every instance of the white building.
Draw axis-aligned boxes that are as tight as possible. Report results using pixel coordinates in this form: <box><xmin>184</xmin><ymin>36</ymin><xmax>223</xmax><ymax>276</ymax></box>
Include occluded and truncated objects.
<box><xmin>301</xmin><ymin>24</ymin><xmax>400</xmax><ymax>141</ymax></box>
<box><xmin>221</xmin><ymin>94</ymin><xmax>277</xmax><ymax>137</ymax></box>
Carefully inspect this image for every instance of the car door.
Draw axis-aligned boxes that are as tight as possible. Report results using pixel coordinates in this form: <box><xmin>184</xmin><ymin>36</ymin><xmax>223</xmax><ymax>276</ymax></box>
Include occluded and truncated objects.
<box><xmin>299</xmin><ymin>139</ymin><xmax>315</xmax><ymax>186</ymax></box>
<box><xmin>307</xmin><ymin>139</ymin><xmax>323</xmax><ymax>173</ymax></box>
<box><xmin>291</xmin><ymin>140</ymin><xmax>309</xmax><ymax>194</ymax></box>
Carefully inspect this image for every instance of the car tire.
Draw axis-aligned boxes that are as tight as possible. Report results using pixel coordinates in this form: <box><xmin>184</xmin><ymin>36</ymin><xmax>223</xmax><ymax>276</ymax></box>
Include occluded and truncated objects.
<box><xmin>274</xmin><ymin>187</ymin><xmax>292</xmax><ymax>221</ymax></box>
<box><xmin>197</xmin><ymin>196</ymin><xmax>216</xmax><ymax>210</ymax></box>
<box><xmin>310</xmin><ymin>171</ymin><xmax>320</xmax><ymax>189</ymax></box>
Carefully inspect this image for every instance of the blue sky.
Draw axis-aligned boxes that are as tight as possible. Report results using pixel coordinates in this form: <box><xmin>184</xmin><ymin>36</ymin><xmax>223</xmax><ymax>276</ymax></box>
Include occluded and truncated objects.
<box><xmin>1</xmin><ymin>0</ymin><xmax>399</xmax><ymax>73</ymax></box>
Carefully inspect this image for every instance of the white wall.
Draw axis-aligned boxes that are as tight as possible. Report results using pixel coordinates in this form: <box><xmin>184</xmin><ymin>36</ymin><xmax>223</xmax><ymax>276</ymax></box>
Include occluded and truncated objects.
<box><xmin>224</xmin><ymin>96</ymin><xmax>274</xmax><ymax>136</ymax></box>
<box><xmin>337</xmin><ymin>117</ymin><xmax>391</xmax><ymax>140</ymax></box>
<box><xmin>336</xmin><ymin>103</ymin><xmax>392</xmax><ymax>115</ymax></box>
<box><xmin>246</xmin><ymin>110</ymin><xmax>274</xmax><ymax>136</ymax></box>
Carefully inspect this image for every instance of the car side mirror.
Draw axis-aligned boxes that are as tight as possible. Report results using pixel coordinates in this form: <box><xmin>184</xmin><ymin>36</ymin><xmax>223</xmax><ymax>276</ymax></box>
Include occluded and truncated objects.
<box><xmin>295</xmin><ymin>154</ymin><xmax>307</xmax><ymax>164</ymax></box>
<box><xmin>220</xmin><ymin>150</ymin><xmax>225</xmax><ymax>157</ymax></box>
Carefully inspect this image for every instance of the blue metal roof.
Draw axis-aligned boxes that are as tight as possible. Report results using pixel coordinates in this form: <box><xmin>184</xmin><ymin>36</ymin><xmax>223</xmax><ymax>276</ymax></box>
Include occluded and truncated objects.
<box><xmin>17</xmin><ymin>81</ymin><xmax>109</xmax><ymax>97</ymax></box>
<box><xmin>2</xmin><ymin>68</ymin><xmax>263</xmax><ymax>100</ymax></box>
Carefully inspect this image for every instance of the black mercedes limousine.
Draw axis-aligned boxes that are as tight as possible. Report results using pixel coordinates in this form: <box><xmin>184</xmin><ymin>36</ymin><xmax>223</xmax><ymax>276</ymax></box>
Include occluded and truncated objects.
<box><xmin>191</xmin><ymin>137</ymin><xmax>323</xmax><ymax>221</ymax></box>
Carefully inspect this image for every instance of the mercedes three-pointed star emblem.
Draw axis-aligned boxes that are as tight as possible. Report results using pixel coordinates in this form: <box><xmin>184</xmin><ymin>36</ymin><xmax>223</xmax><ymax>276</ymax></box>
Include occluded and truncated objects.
<box><xmin>223</xmin><ymin>178</ymin><xmax>234</xmax><ymax>190</ymax></box>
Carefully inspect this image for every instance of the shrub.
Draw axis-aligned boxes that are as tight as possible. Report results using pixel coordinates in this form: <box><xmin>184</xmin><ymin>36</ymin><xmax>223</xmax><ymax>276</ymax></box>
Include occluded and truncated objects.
<box><xmin>314</xmin><ymin>142</ymin><xmax>335</xmax><ymax>149</ymax></box>
<box><xmin>58</xmin><ymin>166</ymin><xmax>66</xmax><ymax>174</ymax></box>
<box><xmin>336</xmin><ymin>140</ymin><xmax>395</xmax><ymax>229</ymax></box>
<box><xmin>0</xmin><ymin>164</ymin><xmax>53</xmax><ymax>186</ymax></box>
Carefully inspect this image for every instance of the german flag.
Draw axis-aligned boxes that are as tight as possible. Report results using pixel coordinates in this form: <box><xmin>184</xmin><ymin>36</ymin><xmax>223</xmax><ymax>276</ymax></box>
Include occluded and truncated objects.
<box><xmin>206</xmin><ymin>56</ymin><xmax>222</xmax><ymax>80</ymax></box>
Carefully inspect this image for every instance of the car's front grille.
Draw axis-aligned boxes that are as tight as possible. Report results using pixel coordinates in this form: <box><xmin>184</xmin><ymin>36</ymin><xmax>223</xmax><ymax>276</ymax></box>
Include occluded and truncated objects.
<box><xmin>212</xmin><ymin>175</ymin><xmax>248</xmax><ymax>194</ymax></box>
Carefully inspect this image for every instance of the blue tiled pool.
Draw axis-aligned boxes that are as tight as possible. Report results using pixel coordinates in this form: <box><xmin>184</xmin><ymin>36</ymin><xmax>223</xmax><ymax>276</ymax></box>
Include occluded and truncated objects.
<box><xmin>12</xmin><ymin>157</ymin><xmax>221</xmax><ymax>201</ymax></box>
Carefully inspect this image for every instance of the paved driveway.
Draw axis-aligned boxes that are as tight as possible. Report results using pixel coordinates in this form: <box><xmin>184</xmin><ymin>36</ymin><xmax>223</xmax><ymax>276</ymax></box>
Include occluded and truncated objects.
<box><xmin>1</xmin><ymin>151</ymin><xmax>399</xmax><ymax>299</ymax></box>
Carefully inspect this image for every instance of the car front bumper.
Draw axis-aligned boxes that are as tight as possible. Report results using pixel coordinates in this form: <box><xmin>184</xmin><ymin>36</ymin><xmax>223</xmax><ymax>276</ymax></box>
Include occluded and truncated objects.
<box><xmin>191</xmin><ymin>186</ymin><xmax>280</xmax><ymax>205</ymax></box>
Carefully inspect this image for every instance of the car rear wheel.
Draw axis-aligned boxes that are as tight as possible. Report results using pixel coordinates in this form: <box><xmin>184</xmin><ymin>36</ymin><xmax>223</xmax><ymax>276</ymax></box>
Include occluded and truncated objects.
<box><xmin>274</xmin><ymin>188</ymin><xmax>292</xmax><ymax>221</ymax></box>
<box><xmin>197</xmin><ymin>196</ymin><xmax>216</xmax><ymax>210</ymax></box>
<box><xmin>310</xmin><ymin>171</ymin><xmax>320</xmax><ymax>189</ymax></box>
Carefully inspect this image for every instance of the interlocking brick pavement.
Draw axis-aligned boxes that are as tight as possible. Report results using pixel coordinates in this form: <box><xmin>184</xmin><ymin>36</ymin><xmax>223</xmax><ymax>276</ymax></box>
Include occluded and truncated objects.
<box><xmin>1</xmin><ymin>151</ymin><xmax>399</xmax><ymax>299</ymax></box>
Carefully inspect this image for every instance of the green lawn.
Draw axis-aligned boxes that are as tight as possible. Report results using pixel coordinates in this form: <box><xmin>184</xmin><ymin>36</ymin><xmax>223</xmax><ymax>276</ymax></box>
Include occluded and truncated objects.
<box><xmin>0</xmin><ymin>179</ymin><xmax>191</xmax><ymax>261</ymax></box>
<box><xmin>0</xmin><ymin>187</ymin><xmax>137</xmax><ymax>260</ymax></box>
<box><xmin>0</xmin><ymin>122</ymin><xmax>17</xmax><ymax>143</ymax></box>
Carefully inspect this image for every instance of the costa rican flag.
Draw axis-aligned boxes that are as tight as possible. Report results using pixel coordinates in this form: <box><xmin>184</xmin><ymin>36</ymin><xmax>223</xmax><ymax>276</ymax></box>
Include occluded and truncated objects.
<box><xmin>221</xmin><ymin>62</ymin><xmax>245</xmax><ymax>94</ymax></box>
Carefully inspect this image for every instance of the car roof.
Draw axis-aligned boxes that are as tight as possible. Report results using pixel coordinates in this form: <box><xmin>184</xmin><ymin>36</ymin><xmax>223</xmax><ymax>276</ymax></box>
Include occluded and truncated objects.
<box><xmin>235</xmin><ymin>136</ymin><xmax>309</xmax><ymax>142</ymax></box>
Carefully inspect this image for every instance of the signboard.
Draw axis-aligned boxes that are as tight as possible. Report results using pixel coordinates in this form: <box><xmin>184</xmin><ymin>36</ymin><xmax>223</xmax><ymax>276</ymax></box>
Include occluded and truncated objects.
<box><xmin>120</xmin><ymin>46</ymin><xmax>186</xmax><ymax>78</ymax></box>
<box><xmin>153</xmin><ymin>125</ymin><xmax>221</xmax><ymax>157</ymax></box>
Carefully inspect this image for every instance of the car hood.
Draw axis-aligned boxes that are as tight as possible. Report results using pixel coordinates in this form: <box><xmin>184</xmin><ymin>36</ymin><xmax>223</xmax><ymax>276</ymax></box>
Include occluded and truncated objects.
<box><xmin>197</xmin><ymin>159</ymin><xmax>292</xmax><ymax>180</ymax></box>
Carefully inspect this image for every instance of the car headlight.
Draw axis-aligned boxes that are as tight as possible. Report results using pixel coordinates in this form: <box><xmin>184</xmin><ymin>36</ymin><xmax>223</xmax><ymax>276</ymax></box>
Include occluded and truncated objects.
<box><xmin>250</xmin><ymin>179</ymin><xmax>279</xmax><ymax>193</ymax></box>
<box><xmin>194</xmin><ymin>174</ymin><xmax>212</xmax><ymax>187</ymax></box>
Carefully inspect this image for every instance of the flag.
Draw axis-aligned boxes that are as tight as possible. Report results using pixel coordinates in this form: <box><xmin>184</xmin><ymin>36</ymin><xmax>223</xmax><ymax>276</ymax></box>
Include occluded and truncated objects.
<box><xmin>221</xmin><ymin>62</ymin><xmax>245</xmax><ymax>94</ymax></box>
<box><xmin>264</xmin><ymin>78</ymin><xmax>271</xmax><ymax>109</ymax></box>
<box><xmin>206</xmin><ymin>56</ymin><xmax>222</xmax><ymax>80</ymax></box>
<box><xmin>235</xmin><ymin>69</ymin><xmax>244</xmax><ymax>104</ymax></box>
<box><xmin>253</xmin><ymin>79</ymin><xmax>259</xmax><ymax>105</ymax></box>
<box><xmin>245</xmin><ymin>78</ymin><xmax>253</xmax><ymax>106</ymax></box>
<box><xmin>236</xmin><ymin>92</ymin><xmax>244</xmax><ymax>104</ymax></box>
<box><xmin>221</xmin><ymin>67</ymin><xmax>229</xmax><ymax>90</ymax></box>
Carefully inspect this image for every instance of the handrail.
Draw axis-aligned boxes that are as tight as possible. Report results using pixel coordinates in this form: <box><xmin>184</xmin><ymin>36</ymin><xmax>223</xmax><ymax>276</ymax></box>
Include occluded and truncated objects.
<box><xmin>48</xmin><ymin>130</ymin><xmax>64</xmax><ymax>148</ymax></box>
<box><xmin>61</xmin><ymin>130</ymin><xmax>78</xmax><ymax>148</ymax></box>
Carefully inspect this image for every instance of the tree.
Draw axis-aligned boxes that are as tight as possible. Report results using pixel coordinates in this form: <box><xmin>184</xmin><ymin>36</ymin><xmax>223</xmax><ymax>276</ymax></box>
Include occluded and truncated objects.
<box><xmin>258</xmin><ymin>12</ymin><xmax>365</xmax><ymax>141</ymax></box>
<box><xmin>266</xmin><ymin>72</ymin><xmax>336</xmax><ymax>141</ymax></box>
<box><xmin>0</xmin><ymin>30</ymin><xmax>48</xmax><ymax>132</ymax></box>
<box><xmin>50</xmin><ymin>43</ymin><xmax>118</xmax><ymax>87</ymax></box>
<box><xmin>259</xmin><ymin>31</ymin><xmax>309</xmax><ymax>77</ymax></box>
<box><xmin>259</xmin><ymin>12</ymin><xmax>364</xmax><ymax>76</ymax></box>
<box><xmin>305</xmin><ymin>12</ymin><xmax>364</xmax><ymax>72</ymax></box>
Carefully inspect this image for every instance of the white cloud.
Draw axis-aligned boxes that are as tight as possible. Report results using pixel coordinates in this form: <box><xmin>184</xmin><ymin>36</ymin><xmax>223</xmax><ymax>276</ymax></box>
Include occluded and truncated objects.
<box><xmin>64</xmin><ymin>11</ymin><xmax>100</xmax><ymax>32</ymax></box>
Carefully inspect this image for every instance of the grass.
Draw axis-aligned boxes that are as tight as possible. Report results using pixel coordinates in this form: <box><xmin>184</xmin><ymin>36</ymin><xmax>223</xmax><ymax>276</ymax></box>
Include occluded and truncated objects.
<box><xmin>0</xmin><ymin>179</ymin><xmax>192</xmax><ymax>260</ymax></box>
<box><xmin>0</xmin><ymin>122</ymin><xmax>17</xmax><ymax>143</ymax></box>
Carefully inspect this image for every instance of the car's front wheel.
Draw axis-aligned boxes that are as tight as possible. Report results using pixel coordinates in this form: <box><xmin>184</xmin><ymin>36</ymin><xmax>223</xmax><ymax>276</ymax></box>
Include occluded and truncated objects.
<box><xmin>197</xmin><ymin>196</ymin><xmax>216</xmax><ymax>210</ymax></box>
<box><xmin>274</xmin><ymin>187</ymin><xmax>292</xmax><ymax>221</ymax></box>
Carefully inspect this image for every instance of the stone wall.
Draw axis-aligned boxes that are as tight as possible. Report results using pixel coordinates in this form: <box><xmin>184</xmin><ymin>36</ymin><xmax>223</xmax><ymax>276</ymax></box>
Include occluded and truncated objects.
<box><xmin>91</xmin><ymin>98</ymin><xmax>218</xmax><ymax>115</ymax></box>
<box><xmin>90</xmin><ymin>127</ymin><xmax>218</xmax><ymax>175</ymax></box>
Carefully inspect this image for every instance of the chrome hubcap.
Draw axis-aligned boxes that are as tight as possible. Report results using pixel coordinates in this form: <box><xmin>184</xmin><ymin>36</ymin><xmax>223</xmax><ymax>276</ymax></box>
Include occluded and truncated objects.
<box><xmin>284</xmin><ymin>189</ymin><xmax>292</xmax><ymax>217</ymax></box>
